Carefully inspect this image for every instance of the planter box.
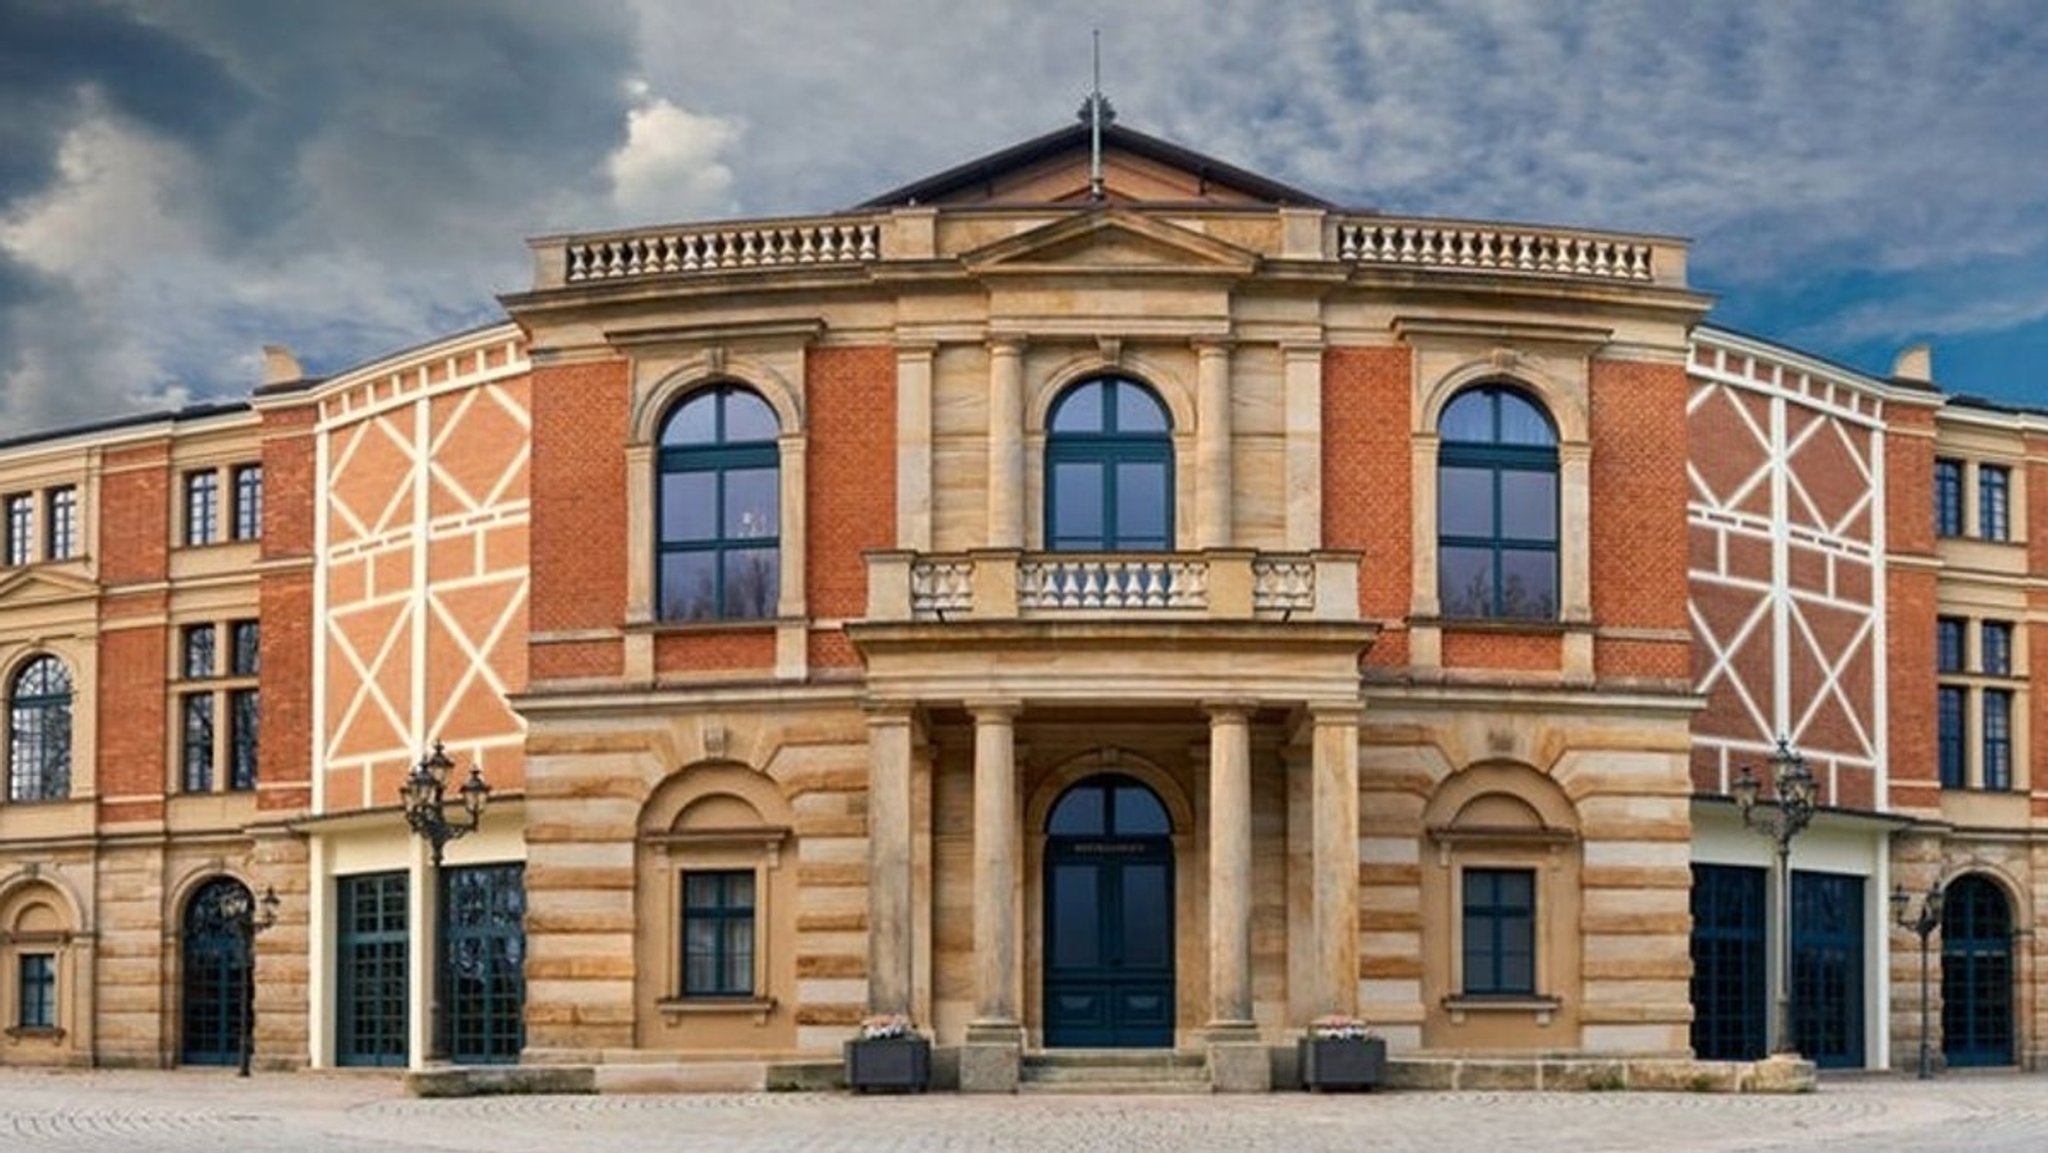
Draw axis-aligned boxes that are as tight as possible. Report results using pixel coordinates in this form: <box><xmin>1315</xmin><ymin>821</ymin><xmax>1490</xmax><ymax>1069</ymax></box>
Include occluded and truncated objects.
<box><xmin>844</xmin><ymin>1036</ymin><xmax>931</xmax><ymax>1093</ymax></box>
<box><xmin>1299</xmin><ymin>1036</ymin><xmax>1387</xmax><ymax>1092</ymax></box>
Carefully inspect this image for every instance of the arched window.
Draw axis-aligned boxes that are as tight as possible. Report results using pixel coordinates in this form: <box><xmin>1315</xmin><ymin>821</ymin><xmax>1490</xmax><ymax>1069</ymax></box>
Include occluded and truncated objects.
<box><xmin>8</xmin><ymin>656</ymin><xmax>72</xmax><ymax>802</ymax></box>
<box><xmin>1438</xmin><ymin>385</ymin><xmax>1558</xmax><ymax>619</ymax></box>
<box><xmin>656</xmin><ymin>386</ymin><xmax>780</xmax><ymax>621</ymax></box>
<box><xmin>1045</xmin><ymin>377</ymin><xmax>1173</xmax><ymax>551</ymax></box>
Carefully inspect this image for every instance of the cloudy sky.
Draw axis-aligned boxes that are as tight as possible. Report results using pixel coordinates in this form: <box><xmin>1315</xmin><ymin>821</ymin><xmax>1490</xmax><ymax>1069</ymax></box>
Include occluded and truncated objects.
<box><xmin>3</xmin><ymin>0</ymin><xmax>2045</xmax><ymax>435</ymax></box>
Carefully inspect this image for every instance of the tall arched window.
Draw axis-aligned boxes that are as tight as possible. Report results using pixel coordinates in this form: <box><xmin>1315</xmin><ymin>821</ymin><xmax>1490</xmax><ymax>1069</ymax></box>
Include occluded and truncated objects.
<box><xmin>1045</xmin><ymin>377</ymin><xmax>1173</xmax><ymax>551</ymax></box>
<box><xmin>1438</xmin><ymin>385</ymin><xmax>1558</xmax><ymax>619</ymax></box>
<box><xmin>656</xmin><ymin>385</ymin><xmax>780</xmax><ymax>621</ymax></box>
<box><xmin>8</xmin><ymin>656</ymin><xmax>72</xmax><ymax>802</ymax></box>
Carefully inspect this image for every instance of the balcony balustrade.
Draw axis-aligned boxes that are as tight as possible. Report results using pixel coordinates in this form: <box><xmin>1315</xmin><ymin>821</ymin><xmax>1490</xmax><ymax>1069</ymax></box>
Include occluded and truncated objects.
<box><xmin>864</xmin><ymin>550</ymin><xmax>1358</xmax><ymax>624</ymax></box>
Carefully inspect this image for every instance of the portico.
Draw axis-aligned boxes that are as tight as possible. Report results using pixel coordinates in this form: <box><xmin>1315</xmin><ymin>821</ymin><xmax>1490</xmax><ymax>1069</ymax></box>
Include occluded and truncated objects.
<box><xmin>850</xmin><ymin>581</ymin><xmax>1374</xmax><ymax>1091</ymax></box>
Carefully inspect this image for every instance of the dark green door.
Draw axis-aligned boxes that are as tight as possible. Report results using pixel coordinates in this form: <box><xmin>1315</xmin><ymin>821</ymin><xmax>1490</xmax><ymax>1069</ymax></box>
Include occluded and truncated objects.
<box><xmin>336</xmin><ymin>871</ymin><xmax>409</xmax><ymax>1067</ymax></box>
<box><xmin>1043</xmin><ymin>775</ymin><xmax>1174</xmax><ymax>1048</ymax></box>
<box><xmin>1792</xmin><ymin>871</ymin><xmax>1864</xmax><ymax>1068</ymax></box>
<box><xmin>1943</xmin><ymin>874</ymin><xmax>2014</xmax><ymax>1067</ymax></box>
<box><xmin>181</xmin><ymin>878</ymin><xmax>252</xmax><ymax>1066</ymax></box>
<box><xmin>444</xmin><ymin>863</ymin><xmax>527</xmax><ymax>1065</ymax></box>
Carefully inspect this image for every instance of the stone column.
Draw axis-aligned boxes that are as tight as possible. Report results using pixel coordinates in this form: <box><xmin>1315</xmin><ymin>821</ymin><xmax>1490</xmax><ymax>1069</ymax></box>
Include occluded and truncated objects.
<box><xmin>1205</xmin><ymin>700</ymin><xmax>1268</xmax><ymax>1091</ymax></box>
<box><xmin>865</xmin><ymin>707</ymin><xmax>914</xmax><ymax>1018</ymax></box>
<box><xmin>987</xmin><ymin>338</ymin><xmax>1027</xmax><ymax>549</ymax></box>
<box><xmin>1195</xmin><ymin>339</ymin><xmax>1234</xmax><ymax>549</ymax></box>
<box><xmin>962</xmin><ymin>700</ymin><xmax>1024</xmax><ymax>1092</ymax></box>
<box><xmin>1310</xmin><ymin>703</ymin><xmax>1361</xmax><ymax>1018</ymax></box>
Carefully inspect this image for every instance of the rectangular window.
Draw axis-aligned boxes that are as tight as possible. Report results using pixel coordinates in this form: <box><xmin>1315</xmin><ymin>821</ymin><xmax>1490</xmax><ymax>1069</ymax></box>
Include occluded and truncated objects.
<box><xmin>1980</xmin><ymin>465</ymin><xmax>2010</xmax><ymax>541</ymax></box>
<box><xmin>1982</xmin><ymin>621</ymin><xmax>2014</xmax><ymax>676</ymax></box>
<box><xmin>231</xmin><ymin>621</ymin><xmax>260</xmax><ymax>677</ymax></box>
<box><xmin>4</xmin><ymin>493</ymin><xmax>31</xmax><ymax>565</ymax></box>
<box><xmin>1984</xmin><ymin>690</ymin><xmax>2013</xmax><ymax>792</ymax></box>
<box><xmin>681</xmin><ymin>869</ymin><xmax>756</xmax><ymax>997</ymax></box>
<box><xmin>229</xmin><ymin>688</ymin><xmax>259</xmax><ymax>791</ymax></box>
<box><xmin>1937</xmin><ymin>617</ymin><xmax>1967</xmax><ymax>674</ymax></box>
<box><xmin>233</xmin><ymin>464</ymin><xmax>263</xmax><ymax>541</ymax></box>
<box><xmin>183</xmin><ymin>624</ymin><xmax>217</xmax><ymax>679</ymax></box>
<box><xmin>1938</xmin><ymin>686</ymin><xmax>1968</xmax><ymax>789</ymax></box>
<box><xmin>185</xmin><ymin>471</ymin><xmax>219</xmax><ymax>546</ymax></box>
<box><xmin>181</xmin><ymin>694</ymin><xmax>215</xmax><ymax>793</ymax></box>
<box><xmin>1934</xmin><ymin>458</ymin><xmax>1963</xmax><ymax>537</ymax></box>
<box><xmin>45</xmin><ymin>487</ymin><xmax>76</xmax><ymax>560</ymax></box>
<box><xmin>17</xmin><ymin>954</ymin><xmax>55</xmax><ymax>1029</ymax></box>
<box><xmin>1461</xmin><ymin>867</ymin><xmax>1536</xmax><ymax>996</ymax></box>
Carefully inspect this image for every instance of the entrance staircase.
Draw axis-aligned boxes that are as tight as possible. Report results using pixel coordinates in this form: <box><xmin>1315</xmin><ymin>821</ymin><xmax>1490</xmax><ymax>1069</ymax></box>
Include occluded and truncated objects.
<box><xmin>1018</xmin><ymin>1050</ymin><xmax>1210</xmax><ymax>1094</ymax></box>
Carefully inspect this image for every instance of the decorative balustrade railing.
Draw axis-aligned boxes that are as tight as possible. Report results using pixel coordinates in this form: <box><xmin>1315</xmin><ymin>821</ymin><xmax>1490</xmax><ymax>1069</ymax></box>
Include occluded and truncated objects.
<box><xmin>869</xmin><ymin>550</ymin><xmax>1355</xmax><ymax>623</ymax></box>
<box><xmin>1336</xmin><ymin>219</ymin><xmax>1658</xmax><ymax>283</ymax></box>
<box><xmin>561</xmin><ymin>219</ymin><xmax>883</xmax><ymax>284</ymax></box>
<box><xmin>1018</xmin><ymin>557</ymin><xmax>1207</xmax><ymax>611</ymax></box>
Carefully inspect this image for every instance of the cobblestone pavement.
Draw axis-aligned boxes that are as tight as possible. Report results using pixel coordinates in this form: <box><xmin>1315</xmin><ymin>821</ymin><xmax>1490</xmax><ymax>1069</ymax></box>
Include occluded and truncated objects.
<box><xmin>3</xmin><ymin>1069</ymin><xmax>2048</xmax><ymax>1152</ymax></box>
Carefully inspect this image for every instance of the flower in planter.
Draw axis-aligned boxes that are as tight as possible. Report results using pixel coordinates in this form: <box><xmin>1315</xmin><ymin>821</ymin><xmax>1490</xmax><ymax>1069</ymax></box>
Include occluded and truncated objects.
<box><xmin>858</xmin><ymin>1013</ymin><xmax>917</xmax><ymax>1041</ymax></box>
<box><xmin>1309</xmin><ymin>1014</ymin><xmax>1378</xmax><ymax>1041</ymax></box>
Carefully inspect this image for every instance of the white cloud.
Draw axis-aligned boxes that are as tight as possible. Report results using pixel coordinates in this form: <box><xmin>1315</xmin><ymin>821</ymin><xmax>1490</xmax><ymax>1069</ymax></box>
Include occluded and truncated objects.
<box><xmin>606</xmin><ymin>86</ymin><xmax>742</xmax><ymax>223</ymax></box>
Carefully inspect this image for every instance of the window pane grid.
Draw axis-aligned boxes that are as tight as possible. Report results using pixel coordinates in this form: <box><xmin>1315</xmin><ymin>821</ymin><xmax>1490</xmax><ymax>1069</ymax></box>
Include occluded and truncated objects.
<box><xmin>229</xmin><ymin>689</ymin><xmax>260</xmax><ymax>791</ymax></box>
<box><xmin>1934</xmin><ymin>459</ymin><xmax>1963</xmax><ymax>537</ymax></box>
<box><xmin>233</xmin><ymin>465</ymin><xmax>263</xmax><ymax>540</ymax></box>
<box><xmin>1979</xmin><ymin>465</ymin><xmax>2010</xmax><ymax>541</ymax></box>
<box><xmin>1938</xmin><ymin>686</ymin><xmax>1967</xmax><ymax>789</ymax></box>
<box><xmin>4</xmin><ymin>494</ymin><xmax>30</xmax><ymax>566</ymax></box>
<box><xmin>1982</xmin><ymin>621</ymin><xmax>2013</xmax><ymax>676</ymax></box>
<box><xmin>1984</xmin><ymin>690</ymin><xmax>2013</xmax><ymax>791</ymax></box>
<box><xmin>1462</xmin><ymin>868</ymin><xmax>1536</xmax><ymax>996</ymax></box>
<box><xmin>1438</xmin><ymin>386</ymin><xmax>1558</xmax><ymax>620</ymax></box>
<box><xmin>681</xmin><ymin>869</ymin><xmax>756</xmax><ymax>997</ymax></box>
<box><xmin>186</xmin><ymin>472</ymin><xmax>219</xmax><ymax>546</ymax></box>
<box><xmin>45</xmin><ymin>487</ymin><xmax>76</xmax><ymax>560</ymax></box>
<box><xmin>656</xmin><ymin>387</ymin><xmax>780</xmax><ymax>622</ymax></box>
<box><xmin>8</xmin><ymin>656</ymin><xmax>72</xmax><ymax>802</ymax></box>
<box><xmin>182</xmin><ymin>694</ymin><xmax>215</xmax><ymax>792</ymax></box>
<box><xmin>1046</xmin><ymin>377</ymin><xmax>1174</xmax><ymax>552</ymax></box>
<box><xmin>18</xmin><ymin>954</ymin><xmax>55</xmax><ymax>1029</ymax></box>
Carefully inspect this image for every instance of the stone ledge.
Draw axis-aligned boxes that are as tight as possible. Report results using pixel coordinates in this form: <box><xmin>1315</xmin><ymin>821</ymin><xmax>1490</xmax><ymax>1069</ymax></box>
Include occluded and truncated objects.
<box><xmin>403</xmin><ymin>1066</ymin><xmax>596</xmax><ymax>1098</ymax></box>
<box><xmin>1375</xmin><ymin>1053</ymin><xmax>1815</xmax><ymax>1094</ymax></box>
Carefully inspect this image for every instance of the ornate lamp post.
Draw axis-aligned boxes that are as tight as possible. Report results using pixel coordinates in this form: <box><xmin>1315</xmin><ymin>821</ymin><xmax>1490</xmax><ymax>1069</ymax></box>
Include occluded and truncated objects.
<box><xmin>1732</xmin><ymin>737</ymin><xmax>1817</xmax><ymax>1056</ymax></box>
<box><xmin>220</xmin><ymin>884</ymin><xmax>280</xmax><ymax>1077</ymax></box>
<box><xmin>1891</xmin><ymin>879</ymin><xmax>1944</xmax><ymax>1079</ymax></box>
<box><xmin>401</xmin><ymin>741</ymin><xmax>490</xmax><ymax>1063</ymax></box>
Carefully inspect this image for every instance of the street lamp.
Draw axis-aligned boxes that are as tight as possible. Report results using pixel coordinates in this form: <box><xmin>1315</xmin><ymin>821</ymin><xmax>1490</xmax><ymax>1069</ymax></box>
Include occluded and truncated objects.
<box><xmin>1732</xmin><ymin>737</ymin><xmax>1817</xmax><ymax>1056</ymax></box>
<box><xmin>1891</xmin><ymin>879</ymin><xmax>1944</xmax><ymax>1079</ymax></box>
<box><xmin>219</xmin><ymin>884</ymin><xmax>280</xmax><ymax>1077</ymax></box>
<box><xmin>400</xmin><ymin>740</ymin><xmax>490</xmax><ymax>1063</ymax></box>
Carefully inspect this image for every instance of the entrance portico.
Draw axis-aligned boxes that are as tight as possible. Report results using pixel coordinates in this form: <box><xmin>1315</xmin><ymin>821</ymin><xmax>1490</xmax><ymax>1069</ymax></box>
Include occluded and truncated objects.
<box><xmin>850</xmin><ymin>587</ymin><xmax>1374</xmax><ymax>1092</ymax></box>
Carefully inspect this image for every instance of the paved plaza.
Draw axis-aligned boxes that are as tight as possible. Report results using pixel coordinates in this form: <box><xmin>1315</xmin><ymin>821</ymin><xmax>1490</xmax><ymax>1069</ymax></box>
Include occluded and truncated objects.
<box><xmin>2</xmin><ymin>1068</ymin><xmax>2047</xmax><ymax>1152</ymax></box>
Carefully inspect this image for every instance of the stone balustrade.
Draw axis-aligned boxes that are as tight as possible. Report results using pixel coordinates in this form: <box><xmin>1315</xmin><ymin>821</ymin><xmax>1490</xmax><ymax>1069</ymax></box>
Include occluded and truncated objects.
<box><xmin>546</xmin><ymin>217</ymin><xmax>884</xmax><ymax>285</ymax></box>
<box><xmin>867</xmin><ymin>550</ymin><xmax>1360</xmax><ymax>623</ymax></box>
<box><xmin>1335</xmin><ymin>217</ymin><xmax>1668</xmax><ymax>284</ymax></box>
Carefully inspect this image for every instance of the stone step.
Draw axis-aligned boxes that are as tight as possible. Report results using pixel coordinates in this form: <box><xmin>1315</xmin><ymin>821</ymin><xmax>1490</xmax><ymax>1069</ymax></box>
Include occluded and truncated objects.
<box><xmin>1020</xmin><ymin>1079</ymin><xmax>1211</xmax><ymax>1095</ymax></box>
<box><xmin>1019</xmin><ymin>1050</ymin><xmax>1210</xmax><ymax>1092</ymax></box>
<box><xmin>1022</xmin><ymin>1049</ymin><xmax>1207</xmax><ymax>1071</ymax></box>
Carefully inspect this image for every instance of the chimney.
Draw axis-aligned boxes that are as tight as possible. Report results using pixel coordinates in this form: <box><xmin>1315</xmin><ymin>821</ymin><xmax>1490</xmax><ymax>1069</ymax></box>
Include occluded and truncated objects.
<box><xmin>1892</xmin><ymin>343</ymin><xmax>1933</xmax><ymax>385</ymax></box>
<box><xmin>262</xmin><ymin>344</ymin><xmax>305</xmax><ymax>387</ymax></box>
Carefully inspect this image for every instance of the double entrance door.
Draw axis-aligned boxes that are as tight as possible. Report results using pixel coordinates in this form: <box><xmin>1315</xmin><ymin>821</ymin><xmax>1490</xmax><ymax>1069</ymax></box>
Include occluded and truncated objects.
<box><xmin>1042</xmin><ymin>775</ymin><xmax>1175</xmax><ymax>1048</ymax></box>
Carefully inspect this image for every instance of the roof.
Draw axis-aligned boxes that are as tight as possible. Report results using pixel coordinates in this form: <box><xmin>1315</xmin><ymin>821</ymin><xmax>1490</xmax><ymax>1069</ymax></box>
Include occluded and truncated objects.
<box><xmin>857</xmin><ymin>119</ymin><xmax>1340</xmax><ymax>210</ymax></box>
<box><xmin>0</xmin><ymin>400</ymin><xmax>252</xmax><ymax>454</ymax></box>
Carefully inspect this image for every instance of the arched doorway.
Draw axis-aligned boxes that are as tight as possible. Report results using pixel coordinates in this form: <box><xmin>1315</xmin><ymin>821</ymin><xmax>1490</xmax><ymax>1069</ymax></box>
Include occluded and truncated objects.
<box><xmin>1942</xmin><ymin>874</ymin><xmax>2014</xmax><ymax>1067</ymax></box>
<box><xmin>181</xmin><ymin>877</ymin><xmax>253</xmax><ymax>1066</ymax></box>
<box><xmin>1042</xmin><ymin>774</ymin><xmax>1174</xmax><ymax>1047</ymax></box>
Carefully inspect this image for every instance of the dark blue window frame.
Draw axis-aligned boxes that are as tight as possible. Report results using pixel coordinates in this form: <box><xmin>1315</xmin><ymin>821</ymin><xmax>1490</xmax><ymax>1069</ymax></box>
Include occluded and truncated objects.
<box><xmin>1942</xmin><ymin>875</ymin><xmax>2014</xmax><ymax>1068</ymax></box>
<box><xmin>655</xmin><ymin>386</ymin><xmax>780</xmax><ymax>622</ymax></box>
<box><xmin>8</xmin><ymin>656</ymin><xmax>71</xmax><ymax>802</ymax></box>
<box><xmin>1438</xmin><ymin>385</ymin><xmax>1559</xmax><ymax>620</ymax></box>
<box><xmin>1982</xmin><ymin>620</ymin><xmax>2013</xmax><ymax>676</ymax></box>
<box><xmin>1934</xmin><ymin>458</ymin><xmax>1963</xmax><ymax>537</ymax></box>
<box><xmin>1044</xmin><ymin>377</ymin><xmax>1174</xmax><ymax>552</ymax></box>
<box><xmin>17</xmin><ymin>953</ymin><xmax>55</xmax><ymax>1029</ymax></box>
<box><xmin>233</xmin><ymin>465</ymin><xmax>263</xmax><ymax>541</ymax></box>
<box><xmin>1979</xmin><ymin>465</ymin><xmax>2010</xmax><ymax>541</ymax></box>
<box><xmin>1461</xmin><ymin>867</ymin><xmax>1536</xmax><ymax>996</ymax></box>
<box><xmin>1984</xmin><ymin>689</ymin><xmax>2013</xmax><ymax>791</ymax></box>
<box><xmin>682</xmin><ymin>870</ymin><xmax>756</xmax><ymax>998</ymax></box>
<box><xmin>1690</xmin><ymin>864</ymin><xmax>1767</xmax><ymax>1061</ymax></box>
<box><xmin>1938</xmin><ymin>685</ymin><xmax>1967</xmax><ymax>789</ymax></box>
<box><xmin>1937</xmin><ymin>617</ymin><xmax>1965</xmax><ymax>673</ymax></box>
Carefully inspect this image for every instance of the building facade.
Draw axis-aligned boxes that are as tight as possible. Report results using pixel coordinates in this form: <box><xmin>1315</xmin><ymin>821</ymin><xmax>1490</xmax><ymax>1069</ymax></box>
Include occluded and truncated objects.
<box><xmin>0</xmin><ymin>120</ymin><xmax>2042</xmax><ymax>1086</ymax></box>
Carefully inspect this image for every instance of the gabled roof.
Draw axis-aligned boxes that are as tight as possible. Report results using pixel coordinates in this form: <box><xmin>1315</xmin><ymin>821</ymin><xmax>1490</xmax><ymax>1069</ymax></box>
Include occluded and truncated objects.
<box><xmin>858</xmin><ymin>119</ymin><xmax>1340</xmax><ymax>210</ymax></box>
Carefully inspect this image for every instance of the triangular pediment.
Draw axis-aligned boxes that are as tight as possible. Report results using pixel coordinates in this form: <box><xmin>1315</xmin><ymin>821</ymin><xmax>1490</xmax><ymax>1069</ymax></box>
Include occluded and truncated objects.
<box><xmin>0</xmin><ymin>566</ymin><xmax>99</xmax><ymax>609</ymax></box>
<box><xmin>963</xmin><ymin>210</ymin><xmax>1260</xmax><ymax>278</ymax></box>
<box><xmin>860</xmin><ymin>122</ymin><xmax>1338</xmax><ymax>210</ymax></box>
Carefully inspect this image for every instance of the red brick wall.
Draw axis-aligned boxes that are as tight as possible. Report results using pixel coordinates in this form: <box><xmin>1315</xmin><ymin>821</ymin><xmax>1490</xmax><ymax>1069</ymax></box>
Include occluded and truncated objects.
<box><xmin>99</xmin><ymin>443</ymin><xmax>168</xmax><ymax>585</ymax></box>
<box><xmin>1884</xmin><ymin>406</ymin><xmax>1939</xmax><ymax>810</ymax></box>
<box><xmin>1590</xmin><ymin>360</ymin><xmax>1689</xmax><ymax>642</ymax></box>
<box><xmin>530</xmin><ymin>359</ymin><xmax>629</xmax><ymax>635</ymax></box>
<box><xmin>1442</xmin><ymin>630</ymin><xmax>1559</xmax><ymax>671</ymax></box>
<box><xmin>655</xmin><ymin>630</ymin><xmax>777</xmax><ymax>674</ymax></box>
<box><xmin>96</xmin><ymin>602</ymin><xmax>166</xmax><ymax>816</ymax></box>
<box><xmin>260</xmin><ymin>404</ymin><xmax>317</xmax><ymax>560</ymax></box>
<box><xmin>259</xmin><ymin>570</ymin><xmax>315</xmax><ymax>812</ymax></box>
<box><xmin>531</xmin><ymin>638</ymin><xmax>623</xmax><ymax>681</ymax></box>
<box><xmin>806</xmin><ymin>346</ymin><xmax>895</xmax><ymax>629</ymax></box>
<box><xmin>1323</xmin><ymin>347</ymin><xmax>1411</xmax><ymax>668</ymax></box>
